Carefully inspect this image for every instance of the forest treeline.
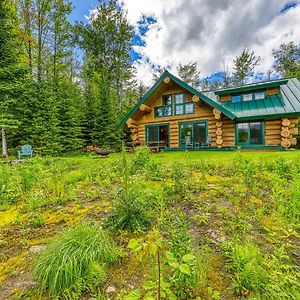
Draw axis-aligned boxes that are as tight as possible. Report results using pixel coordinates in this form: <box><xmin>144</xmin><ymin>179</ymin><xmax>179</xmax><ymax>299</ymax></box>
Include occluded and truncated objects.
<box><xmin>1</xmin><ymin>0</ymin><xmax>300</xmax><ymax>155</ymax></box>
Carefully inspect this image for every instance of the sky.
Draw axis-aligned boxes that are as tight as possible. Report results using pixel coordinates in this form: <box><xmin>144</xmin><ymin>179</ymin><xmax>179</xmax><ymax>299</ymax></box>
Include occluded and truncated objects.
<box><xmin>71</xmin><ymin>0</ymin><xmax>300</xmax><ymax>87</ymax></box>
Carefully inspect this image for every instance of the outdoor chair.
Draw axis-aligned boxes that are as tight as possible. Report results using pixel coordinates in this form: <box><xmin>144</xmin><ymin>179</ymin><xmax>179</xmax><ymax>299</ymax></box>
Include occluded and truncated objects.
<box><xmin>18</xmin><ymin>145</ymin><xmax>33</xmax><ymax>160</ymax></box>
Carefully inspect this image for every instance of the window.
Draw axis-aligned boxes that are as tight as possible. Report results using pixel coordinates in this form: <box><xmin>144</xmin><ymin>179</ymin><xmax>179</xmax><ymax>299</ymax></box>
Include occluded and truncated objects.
<box><xmin>174</xmin><ymin>93</ymin><xmax>195</xmax><ymax>115</ymax></box>
<box><xmin>180</xmin><ymin>121</ymin><xmax>207</xmax><ymax>148</ymax></box>
<box><xmin>154</xmin><ymin>92</ymin><xmax>195</xmax><ymax>117</ymax></box>
<box><xmin>254</xmin><ymin>92</ymin><xmax>265</xmax><ymax>100</ymax></box>
<box><xmin>236</xmin><ymin>122</ymin><xmax>264</xmax><ymax>145</ymax></box>
<box><xmin>155</xmin><ymin>94</ymin><xmax>172</xmax><ymax>117</ymax></box>
<box><xmin>232</xmin><ymin>95</ymin><xmax>242</xmax><ymax>103</ymax></box>
<box><xmin>231</xmin><ymin>91</ymin><xmax>266</xmax><ymax>103</ymax></box>
<box><xmin>174</xmin><ymin>93</ymin><xmax>184</xmax><ymax>104</ymax></box>
<box><xmin>243</xmin><ymin>94</ymin><xmax>253</xmax><ymax>101</ymax></box>
<box><xmin>163</xmin><ymin>94</ymin><xmax>172</xmax><ymax>106</ymax></box>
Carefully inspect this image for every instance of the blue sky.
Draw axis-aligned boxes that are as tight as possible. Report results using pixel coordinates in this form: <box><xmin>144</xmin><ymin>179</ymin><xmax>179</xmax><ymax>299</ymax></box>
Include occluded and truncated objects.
<box><xmin>69</xmin><ymin>0</ymin><xmax>98</xmax><ymax>23</ymax></box>
<box><xmin>69</xmin><ymin>0</ymin><xmax>300</xmax><ymax>86</ymax></box>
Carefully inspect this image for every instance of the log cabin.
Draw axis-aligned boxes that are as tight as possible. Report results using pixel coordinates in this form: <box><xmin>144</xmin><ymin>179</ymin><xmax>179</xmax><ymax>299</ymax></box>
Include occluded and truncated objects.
<box><xmin>118</xmin><ymin>72</ymin><xmax>300</xmax><ymax>151</ymax></box>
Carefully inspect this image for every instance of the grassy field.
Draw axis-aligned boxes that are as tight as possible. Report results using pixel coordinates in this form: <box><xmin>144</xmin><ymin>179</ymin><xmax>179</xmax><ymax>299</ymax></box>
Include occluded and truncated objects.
<box><xmin>0</xmin><ymin>150</ymin><xmax>300</xmax><ymax>299</ymax></box>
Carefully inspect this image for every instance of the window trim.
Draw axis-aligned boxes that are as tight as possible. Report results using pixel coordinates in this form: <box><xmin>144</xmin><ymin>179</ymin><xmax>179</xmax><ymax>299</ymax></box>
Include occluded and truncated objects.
<box><xmin>235</xmin><ymin>121</ymin><xmax>265</xmax><ymax>146</ymax></box>
<box><xmin>178</xmin><ymin>120</ymin><xmax>208</xmax><ymax>148</ymax></box>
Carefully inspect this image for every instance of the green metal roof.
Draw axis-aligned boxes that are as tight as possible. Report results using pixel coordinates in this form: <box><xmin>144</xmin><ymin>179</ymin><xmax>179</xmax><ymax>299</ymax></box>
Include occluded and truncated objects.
<box><xmin>214</xmin><ymin>78</ymin><xmax>289</xmax><ymax>95</ymax></box>
<box><xmin>204</xmin><ymin>78</ymin><xmax>300</xmax><ymax>120</ymax></box>
<box><xmin>118</xmin><ymin>73</ymin><xmax>300</xmax><ymax>128</ymax></box>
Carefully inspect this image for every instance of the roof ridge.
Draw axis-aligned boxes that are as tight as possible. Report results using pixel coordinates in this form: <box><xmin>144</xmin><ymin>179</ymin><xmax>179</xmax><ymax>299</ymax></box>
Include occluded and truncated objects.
<box><xmin>214</xmin><ymin>77</ymin><xmax>291</xmax><ymax>93</ymax></box>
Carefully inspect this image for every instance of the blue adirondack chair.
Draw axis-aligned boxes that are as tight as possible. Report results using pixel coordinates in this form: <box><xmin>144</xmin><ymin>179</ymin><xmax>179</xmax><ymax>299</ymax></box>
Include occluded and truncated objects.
<box><xmin>18</xmin><ymin>145</ymin><xmax>33</xmax><ymax>160</ymax></box>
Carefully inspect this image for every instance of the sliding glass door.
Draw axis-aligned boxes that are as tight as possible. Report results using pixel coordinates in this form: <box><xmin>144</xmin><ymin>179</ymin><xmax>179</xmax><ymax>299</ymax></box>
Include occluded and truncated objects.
<box><xmin>179</xmin><ymin>121</ymin><xmax>207</xmax><ymax>148</ymax></box>
<box><xmin>236</xmin><ymin>122</ymin><xmax>264</xmax><ymax>146</ymax></box>
<box><xmin>146</xmin><ymin>124</ymin><xmax>169</xmax><ymax>148</ymax></box>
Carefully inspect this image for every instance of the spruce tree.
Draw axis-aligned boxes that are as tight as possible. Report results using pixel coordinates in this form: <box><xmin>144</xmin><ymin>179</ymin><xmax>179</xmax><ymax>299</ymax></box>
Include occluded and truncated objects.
<box><xmin>77</xmin><ymin>0</ymin><xmax>133</xmax><ymax>148</ymax></box>
<box><xmin>0</xmin><ymin>0</ymin><xmax>26</xmax><ymax>157</ymax></box>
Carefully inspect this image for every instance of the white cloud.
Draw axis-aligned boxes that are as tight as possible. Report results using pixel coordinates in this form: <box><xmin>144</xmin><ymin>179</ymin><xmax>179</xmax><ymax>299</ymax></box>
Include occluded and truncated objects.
<box><xmin>120</xmin><ymin>0</ymin><xmax>300</xmax><ymax>86</ymax></box>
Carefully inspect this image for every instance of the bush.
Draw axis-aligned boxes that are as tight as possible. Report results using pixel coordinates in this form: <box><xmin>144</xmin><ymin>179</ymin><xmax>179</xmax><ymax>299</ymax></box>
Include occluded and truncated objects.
<box><xmin>222</xmin><ymin>241</ymin><xmax>268</xmax><ymax>296</ymax></box>
<box><xmin>106</xmin><ymin>188</ymin><xmax>152</xmax><ymax>233</ymax></box>
<box><xmin>33</xmin><ymin>223</ymin><xmax>119</xmax><ymax>299</ymax></box>
<box><xmin>131</xmin><ymin>146</ymin><xmax>151</xmax><ymax>173</ymax></box>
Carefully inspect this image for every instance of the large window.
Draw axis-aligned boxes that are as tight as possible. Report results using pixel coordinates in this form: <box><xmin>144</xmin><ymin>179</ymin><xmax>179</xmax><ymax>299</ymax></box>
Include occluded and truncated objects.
<box><xmin>236</xmin><ymin>122</ymin><xmax>264</xmax><ymax>145</ymax></box>
<box><xmin>146</xmin><ymin>124</ymin><xmax>169</xmax><ymax>148</ymax></box>
<box><xmin>154</xmin><ymin>93</ymin><xmax>195</xmax><ymax>118</ymax></box>
<box><xmin>179</xmin><ymin>121</ymin><xmax>207</xmax><ymax>148</ymax></box>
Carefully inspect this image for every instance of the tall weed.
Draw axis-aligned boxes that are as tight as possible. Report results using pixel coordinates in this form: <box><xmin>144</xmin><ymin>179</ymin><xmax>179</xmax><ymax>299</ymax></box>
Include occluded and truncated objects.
<box><xmin>34</xmin><ymin>223</ymin><xmax>119</xmax><ymax>298</ymax></box>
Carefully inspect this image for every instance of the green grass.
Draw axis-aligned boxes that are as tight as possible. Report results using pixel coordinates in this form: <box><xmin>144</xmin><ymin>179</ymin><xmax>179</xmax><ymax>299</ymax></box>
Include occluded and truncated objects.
<box><xmin>33</xmin><ymin>223</ymin><xmax>119</xmax><ymax>298</ymax></box>
<box><xmin>1</xmin><ymin>149</ymin><xmax>300</xmax><ymax>299</ymax></box>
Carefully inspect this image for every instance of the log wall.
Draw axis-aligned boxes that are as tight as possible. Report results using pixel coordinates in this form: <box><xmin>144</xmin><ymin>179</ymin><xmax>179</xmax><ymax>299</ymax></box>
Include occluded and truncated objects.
<box><xmin>128</xmin><ymin>85</ymin><xmax>299</xmax><ymax>148</ymax></box>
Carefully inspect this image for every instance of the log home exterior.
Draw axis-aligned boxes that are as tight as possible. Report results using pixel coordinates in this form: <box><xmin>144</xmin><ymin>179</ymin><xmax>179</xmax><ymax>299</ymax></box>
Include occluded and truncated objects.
<box><xmin>118</xmin><ymin>72</ymin><xmax>300</xmax><ymax>150</ymax></box>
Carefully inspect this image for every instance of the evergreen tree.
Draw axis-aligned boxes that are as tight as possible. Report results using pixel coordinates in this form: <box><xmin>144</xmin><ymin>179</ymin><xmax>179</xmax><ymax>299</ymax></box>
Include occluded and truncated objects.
<box><xmin>273</xmin><ymin>42</ymin><xmax>300</xmax><ymax>79</ymax></box>
<box><xmin>233</xmin><ymin>48</ymin><xmax>261</xmax><ymax>86</ymax></box>
<box><xmin>77</xmin><ymin>0</ymin><xmax>133</xmax><ymax>148</ymax></box>
<box><xmin>177</xmin><ymin>62</ymin><xmax>201</xmax><ymax>88</ymax></box>
<box><xmin>0</xmin><ymin>0</ymin><xmax>26</xmax><ymax>157</ymax></box>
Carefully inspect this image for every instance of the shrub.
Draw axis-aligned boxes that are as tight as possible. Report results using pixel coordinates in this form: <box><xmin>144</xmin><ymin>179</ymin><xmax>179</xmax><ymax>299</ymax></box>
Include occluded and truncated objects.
<box><xmin>131</xmin><ymin>146</ymin><xmax>151</xmax><ymax>173</ymax></box>
<box><xmin>33</xmin><ymin>223</ymin><xmax>118</xmax><ymax>299</ymax></box>
<box><xmin>222</xmin><ymin>241</ymin><xmax>268</xmax><ymax>296</ymax></box>
<box><xmin>106</xmin><ymin>188</ymin><xmax>152</xmax><ymax>233</ymax></box>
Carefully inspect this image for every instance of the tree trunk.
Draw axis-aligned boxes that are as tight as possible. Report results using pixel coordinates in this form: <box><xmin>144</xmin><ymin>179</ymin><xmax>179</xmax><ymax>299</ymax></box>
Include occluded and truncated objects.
<box><xmin>2</xmin><ymin>128</ymin><xmax>8</xmax><ymax>157</ymax></box>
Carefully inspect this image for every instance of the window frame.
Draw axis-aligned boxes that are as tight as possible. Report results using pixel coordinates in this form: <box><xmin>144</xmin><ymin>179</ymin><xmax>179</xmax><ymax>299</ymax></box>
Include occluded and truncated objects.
<box><xmin>231</xmin><ymin>90</ymin><xmax>266</xmax><ymax>103</ymax></box>
<box><xmin>174</xmin><ymin>93</ymin><xmax>195</xmax><ymax>116</ymax></box>
<box><xmin>235</xmin><ymin>121</ymin><xmax>265</xmax><ymax>146</ymax></box>
<box><xmin>154</xmin><ymin>94</ymin><xmax>173</xmax><ymax>118</ymax></box>
<box><xmin>254</xmin><ymin>91</ymin><xmax>265</xmax><ymax>100</ymax></box>
<box><xmin>145</xmin><ymin>123</ymin><xmax>170</xmax><ymax>147</ymax></box>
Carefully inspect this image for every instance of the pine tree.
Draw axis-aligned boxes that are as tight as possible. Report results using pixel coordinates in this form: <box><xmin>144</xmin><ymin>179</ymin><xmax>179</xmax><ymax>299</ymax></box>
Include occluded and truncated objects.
<box><xmin>233</xmin><ymin>48</ymin><xmax>261</xmax><ymax>86</ymax></box>
<box><xmin>177</xmin><ymin>62</ymin><xmax>201</xmax><ymax>88</ymax></box>
<box><xmin>0</xmin><ymin>0</ymin><xmax>26</xmax><ymax>157</ymax></box>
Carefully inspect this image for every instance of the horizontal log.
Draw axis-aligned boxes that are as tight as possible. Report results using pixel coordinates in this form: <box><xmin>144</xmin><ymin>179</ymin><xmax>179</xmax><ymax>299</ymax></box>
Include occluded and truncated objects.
<box><xmin>216</xmin><ymin>129</ymin><xmax>222</xmax><ymax>136</ymax></box>
<box><xmin>163</xmin><ymin>77</ymin><xmax>171</xmax><ymax>84</ymax></box>
<box><xmin>192</xmin><ymin>95</ymin><xmax>200</xmax><ymax>102</ymax></box>
<box><xmin>267</xmin><ymin>129</ymin><xmax>283</xmax><ymax>135</ymax></box>
<box><xmin>266</xmin><ymin>120</ymin><xmax>282</xmax><ymax>125</ymax></box>
<box><xmin>281</xmin><ymin>139</ymin><xmax>291</xmax><ymax>148</ymax></box>
<box><xmin>265</xmin><ymin>125</ymin><xmax>281</xmax><ymax>130</ymax></box>
<box><xmin>290</xmin><ymin>138</ymin><xmax>297</xmax><ymax>146</ymax></box>
<box><xmin>266</xmin><ymin>134</ymin><xmax>282</xmax><ymax>140</ymax></box>
<box><xmin>266</xmin><ymin>139</ymin><xmax>282</xmax><ymax>146</ymax></box>
<box><xmin>281</xmin><ymin>130</ymin><xmax>290</xmax><ymax>138</ymax></box>
<box><xmin>127</xmin><ymin>118</ymin><xmax>138</xmax><ymax>126</ymax></box>
<box><xmin>140</xmin><ymin>104</ymin><xmax>152</xmax><ymax>113</ymax></box>
<box><xmin>128</xmin><ymin>124</ymin><xmax>139</xmax><ymax>130</ymax></box>
<box><xmin>290</xmin><ymin>127</ymin><xmax>299</xmax><ymax>135</ymax></box>
<box><xmin>216</xmin><ymin>121</ymin><xmax>223</xmax><ymax>128</ymax></box>
<box><xmin>282</xmin><ymin>118</ymin><xmax>291</xmax><ymax>127</ymax></box>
